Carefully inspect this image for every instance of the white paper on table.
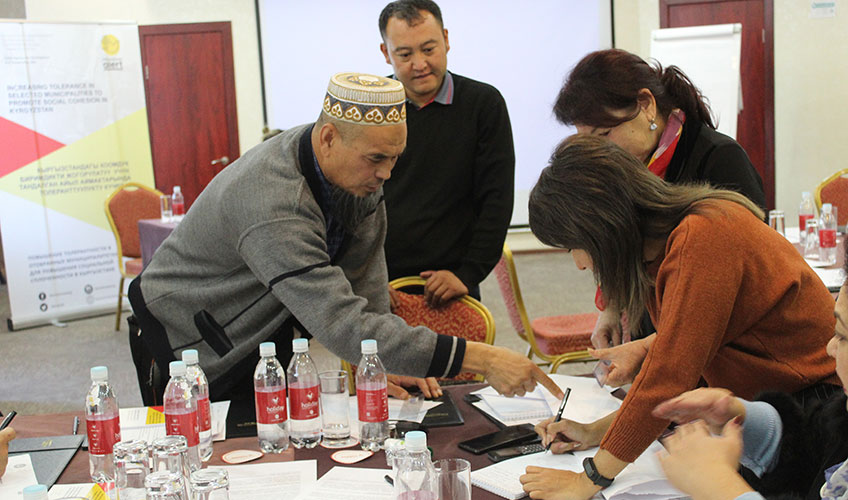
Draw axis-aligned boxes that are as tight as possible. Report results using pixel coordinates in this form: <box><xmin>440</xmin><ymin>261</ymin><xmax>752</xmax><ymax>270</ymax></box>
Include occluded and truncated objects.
<box><xmin>294</xmin><ymin>466</ymin><xmax>393</xmax><ymax>500</ymax></box>
<box><xmin>48</xmin><ymin>483</ymin><xmax>106</xmax><ymax>499</ymax></box>
<box><xmin>120</xmin><ymin>423</ymin><xmax>167</xmax><ymax>443</ymax></box>
<box><xmin>470</xmin><ymin>442</ymin><xmax>683</xmax><ymax>500</ymax></box>
<box><xmin>813</xmin><ymin>267</ymin><xmax>846</xmax><ymax>290</ymax></box>
<box><xmin>211</xmin><ymin>400</ymin><xmax>231</xmax><ymax>441</ymax></box>
<box><xmin>218</xmin><ymin>459</ymin><xmax>317</xmax><ymax>500</ymax></box>
<box><xmin>785</xmin><ymin>226</ymin><xmax>800</xmax><ymax>244</ymax></box>
<box><xmin>0</xmin><ymin>454</ymin><xmax>38</xmax><ymax>497</ymax></box>
<box><xmin>478</xmin><ymin>387</ymin><xmax>553</xmax><ymax>423</ymax></box>
<box><xmin>118</xmin><ymin>401</ymin><xmax>230</xmax><ymax>443</ymax></box>
<box><xmin>472</xmin><ymin>374</ymin><xmax>622</xmax><ymax>427</ymax></box>
<box><xmin>348</xmin><ymin>396</ymin><xmax>442</xmax><ymax>439</ymax></box>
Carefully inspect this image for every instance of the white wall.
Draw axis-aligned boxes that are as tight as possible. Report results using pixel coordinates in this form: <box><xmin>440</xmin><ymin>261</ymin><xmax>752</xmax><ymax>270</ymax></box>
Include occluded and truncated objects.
<box><xmin>22</xmin><ymin>0</ymin><xmax>265</xmax><ymax>154</ymax></box>
<box><xmin>613</xmin><ymin>0</ymin><xmax>848</xmax><ymax>223</ymax></box>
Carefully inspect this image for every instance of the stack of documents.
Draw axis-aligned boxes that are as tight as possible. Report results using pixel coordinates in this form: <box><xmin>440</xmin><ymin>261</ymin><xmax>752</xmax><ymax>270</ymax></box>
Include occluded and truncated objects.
<box><xmin>471</xmin><ymin>441</ymin><xmax>684</xmax><ymax>500</ymax></box>
<box><xmin>294</xmin><ymin>466</ymin><xmax>394</xmax><ymax>500</ymax></box>
<box><xmin>119</xmin><ymin>401</ymin><xmax>230</xmax><ymax>442</ymax></box>
<box><xmin>471</xmin><ymin>374</ymin><xmax>623</xmax><ymax>427</ymax></box>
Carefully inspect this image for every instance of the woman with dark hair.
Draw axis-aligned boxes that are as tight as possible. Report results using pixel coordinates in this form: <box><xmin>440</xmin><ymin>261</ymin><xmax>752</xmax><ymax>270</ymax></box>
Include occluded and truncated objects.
<box><xmin>519</xmin><ymin>135</ymin><xmax>837</xmax><ymax>500</ymax></box>
<box><xmin>556</xmin><ymin>48</ymin><xmax>765</xmax><ymax>348</ymax></box>
<box><xmin>653</xmin><ymin>242</ymin><xmax>848</xmax><ymax>500</ymax></box>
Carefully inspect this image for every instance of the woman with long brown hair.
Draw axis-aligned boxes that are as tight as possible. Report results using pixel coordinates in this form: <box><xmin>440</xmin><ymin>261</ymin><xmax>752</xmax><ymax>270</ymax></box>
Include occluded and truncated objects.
<box><xmin>519</xmin><ymin>135</ymin><xmax>836</xmax><ymax>500</ymax></box>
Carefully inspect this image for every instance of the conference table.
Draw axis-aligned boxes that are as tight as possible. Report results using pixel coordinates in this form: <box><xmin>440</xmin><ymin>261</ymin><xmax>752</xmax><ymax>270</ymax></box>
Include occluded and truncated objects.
<box><xmin>138</xmin><ymin>218</ymin><xmax>177</xmax><ymax>268</ymax></box>
<box><xmin>15</xmin><ymin>383</ymin><xmax>521</xmax><ymax>499</ymax></box>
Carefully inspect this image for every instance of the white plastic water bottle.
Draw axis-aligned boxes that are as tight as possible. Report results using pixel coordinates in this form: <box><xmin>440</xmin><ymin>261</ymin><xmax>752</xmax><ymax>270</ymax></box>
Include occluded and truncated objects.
<box><xmin>819</xmin><ymin>203</ymin><xmax>838</xmax><ymax>265</ymax></box>
<box><xmin>355</xmin><ymin>339</ymin><xmax>389</xmax><ymax>451</ymax></box>
<box><xmin>85</xmin><ymin>366</ymin><xmax>120</xmax><ymax>482</ymax></box>
<box><xmin>287</xmin><ymin>338</ymin><xmax>322</xmax><ymax>448</ymax></box>
<box><xmin>171</xmin><ymin>186</ymin><xmax>185</xmax><ymax>221</ymax></box>
<box><xmin>182</xmin><ymin>349</ymin><xmax>213</xmax><ymax>461</ymax></box>
<box><xmin>799</xmin><ymin>191</ymin><xmax>816</xmax><ymax>244</ymax></box>
<box><xmin>254</xmin><ymin>342</ymin><xmax>290</xmax><ymax>453</ymax></box>
<box><xmin>394</xmin><ymin>431</ymin><xmax>438</xmax><ymax>500</ymax></box>
<box><xmin>163</xmin><ymin>361</ymin><xmax>202</xmax><ymax>472</ymax></box>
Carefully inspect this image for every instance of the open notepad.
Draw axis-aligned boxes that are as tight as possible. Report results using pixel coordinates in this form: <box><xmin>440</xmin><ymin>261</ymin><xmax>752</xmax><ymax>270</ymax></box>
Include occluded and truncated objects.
<box><xmin>471</xmin><ymin>441</ymin><xmax>684</xmax><ymax>500</ymax></box>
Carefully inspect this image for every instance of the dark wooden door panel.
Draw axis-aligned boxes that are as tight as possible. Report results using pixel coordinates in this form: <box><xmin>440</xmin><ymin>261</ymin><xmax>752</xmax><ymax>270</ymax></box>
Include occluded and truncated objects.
<box><xmin>139</xmin><ymin>22</ymin><xmax>239</xmax><ymax>208</ymax></box>
<box><xmin>660</xmin><ymin>0</ymin><xmax>774</xmax><ymax>209</ymax></box>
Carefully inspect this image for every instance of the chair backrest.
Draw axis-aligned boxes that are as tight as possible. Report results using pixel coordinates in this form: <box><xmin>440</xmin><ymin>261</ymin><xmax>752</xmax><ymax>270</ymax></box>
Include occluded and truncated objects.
<box><xmin>816</xmin><ymin>168</ymin><xmax>848</xmax><ymax>227</ymax></box>
<box><xmin>104</xmin><ymin>182</ymin><xmax>163</xmax><ymax>261</ymax></box>
<box><xmin>389</xmin><ymin>277</ymin><xmax>495</xmax><ymax>382</ymax></box>
<box><xmin>493</xmin><ymin>244</ymin><xmax>538</xmax><ymax>347</ymax></box>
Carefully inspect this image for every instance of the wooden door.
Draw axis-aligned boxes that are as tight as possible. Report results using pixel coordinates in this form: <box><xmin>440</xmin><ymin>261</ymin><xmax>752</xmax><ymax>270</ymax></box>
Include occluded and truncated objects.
<box><xmin>139</xmin><ymin>22</ymin><xmax>239</xmax><ymax>209</ymax></box>
<box><xmin>660</xmin><ymin>0</ymin><xmax>774</xmax><ymax>209</ymax></box>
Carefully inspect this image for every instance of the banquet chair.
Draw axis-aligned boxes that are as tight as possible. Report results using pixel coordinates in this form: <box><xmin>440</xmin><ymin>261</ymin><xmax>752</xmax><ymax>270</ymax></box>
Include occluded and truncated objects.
<box><xmin>493</xmin><ymin>244</ymin><xmax>596</xmax><ymax>372</ymax></box>
<box><xmin>104</xmin><ymin>182</ymin><xmax>163</xmax><ymax>330</ymax></box>
<box><xmin>816</xmin><ymin>168</ymin><xmax>848</xmax><ymax>227</ymax></box>
<box><xmin>341</xmin><ymin>276</ymin><xmax>496</xmax><ymax>394</ymax></box>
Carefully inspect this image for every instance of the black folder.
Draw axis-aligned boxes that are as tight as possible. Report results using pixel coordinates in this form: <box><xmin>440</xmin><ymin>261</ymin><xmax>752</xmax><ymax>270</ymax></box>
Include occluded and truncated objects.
<box><xmin>421</xmin><ymin>391</ymin><xmax>464</xmax><ymax>428</ymax></box>
<box><xmin>9</xmin><ymin>434</ymin><xmax>84</xmax><ymax>488</ymax></box>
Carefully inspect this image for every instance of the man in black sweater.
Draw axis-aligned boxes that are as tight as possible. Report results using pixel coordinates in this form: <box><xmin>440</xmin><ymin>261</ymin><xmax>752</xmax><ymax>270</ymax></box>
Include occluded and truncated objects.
<box><xmin>378</xmin><ymin>0</ymin><xmax>515</xmax><ymax>307</ymax></box>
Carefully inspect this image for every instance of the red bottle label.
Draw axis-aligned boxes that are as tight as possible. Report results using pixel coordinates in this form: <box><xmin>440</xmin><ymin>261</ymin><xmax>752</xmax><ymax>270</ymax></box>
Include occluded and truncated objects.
<box><xmin>198</xmin><ymin>395</ymin><xmax>212</xmax><ymax>432</ymax></box>
<box><xmin>255</xmin><ymin>388</ymin><xmax>288</xmax><ymax>424</ymax></box>
<box><xmin>86</xmin><ymin>415</ymin><xmax>121</xmax><ymax>455</ymax></box>
<box><xmin>799</xmin><ymin>214</ymin><xmax>814</xmax><ymax>232</ymax></box>
<box><xmin>165</xmin><ymin>410</ymin><xmax>199</xmax><ymax>447</ymax></box>
<box><xmin>821</xmin><ymin>228</ymin><xmax>837</xmax><ymax>248</ymax></box>
<box><xmin>357</xmin><ymin>386</ymin><xmax>388</xmax><ymax>423</ymax></box>
<box><xmin>172</xmin><ymin>202</ymin><xmax>185</xmax><ymax>215</ymax></box>
<box><xmin>289</xmin><ymin>384</ymin><xmax>320</xmax><ymax>420</ymax></box>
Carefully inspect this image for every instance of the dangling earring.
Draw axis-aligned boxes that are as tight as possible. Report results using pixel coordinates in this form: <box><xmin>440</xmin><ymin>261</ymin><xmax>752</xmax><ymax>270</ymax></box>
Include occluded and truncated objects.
<box><xmin>649</xmin><ymin>119</ymin><xmax>658</xmax><ymax>131</ymax></box>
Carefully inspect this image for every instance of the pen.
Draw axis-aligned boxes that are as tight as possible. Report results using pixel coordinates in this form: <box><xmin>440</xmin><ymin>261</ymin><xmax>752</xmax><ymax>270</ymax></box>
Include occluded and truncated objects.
<box><xmin>0</xmin><ymin>410</ymin><xmax>16</xmax><ymax>431</ymax></box>
<box><xmin>73</xmin><ymin>416</ymin><xmax>79</xmax><ymax>435</ymax></box>
<box><xmin>545</xmin><ymin>387</ymin><xmax>571</xmax><ymax>452</ymax></box>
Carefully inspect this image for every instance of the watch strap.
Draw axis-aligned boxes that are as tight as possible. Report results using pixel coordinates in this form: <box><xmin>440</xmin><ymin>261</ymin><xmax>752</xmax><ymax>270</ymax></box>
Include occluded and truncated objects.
<box><xmin>582</xmin><ymin>457</ymin><xmax>614</xmax><ymax>488</ymax></box>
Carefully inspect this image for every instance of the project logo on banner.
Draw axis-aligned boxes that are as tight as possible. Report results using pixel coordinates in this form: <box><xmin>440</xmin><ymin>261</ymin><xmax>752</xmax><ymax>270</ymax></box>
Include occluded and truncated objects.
<box><xmin>0</xmin><ymin>22</ymin><xmax>155</xmax><ymax>329</ymax></box>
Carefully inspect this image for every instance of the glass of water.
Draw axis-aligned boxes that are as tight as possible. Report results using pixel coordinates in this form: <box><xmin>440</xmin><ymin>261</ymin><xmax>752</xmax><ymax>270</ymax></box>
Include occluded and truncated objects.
<box><xmin>114</xmin><ymin>439</ymin><xmax>150</xmax><ymax>500</ymax></box>
<box><xmin>805</xmin><ymin>219</ymin><xmax>820</xmax><ymax>259</ymax></box>
<box><xmin>190</xmin><ymin>468</ymin><xmax>230</xmax><ymax>500</ymax></box>
<box><xmin>151</xmin><ymin>435</ymin><xmax>192</xmax><ymax>489</ymax></box>
<box><xmin>319</xmin><ymin>370</ymin><xmax>357</xmax><ymax>448</ymax></box>
<box><xmin>160</xmin><ymin>195</ymin><xmax>173</xmax><ymax>223</ymax></box>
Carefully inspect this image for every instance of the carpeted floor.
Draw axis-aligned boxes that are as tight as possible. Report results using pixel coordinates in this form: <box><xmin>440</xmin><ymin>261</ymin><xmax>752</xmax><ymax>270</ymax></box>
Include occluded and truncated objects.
<box><xmin>0</xmin><ymin>250</ymin><xmax>598</xmax><ymax>415</ymax></box>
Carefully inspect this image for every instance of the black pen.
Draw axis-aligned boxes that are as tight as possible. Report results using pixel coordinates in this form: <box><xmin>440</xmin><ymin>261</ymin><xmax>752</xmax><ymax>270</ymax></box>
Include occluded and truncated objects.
<box><xmin>545</xmin><ymin>388</ymin><xmax>571</xmax><ymax>452</ymax></box>
<box><xmin>73</xmin><ymin>416</ymin><xmax>80</xmax><ymax>435</ymax></box>
<box><xmin>0</xmin><ymin>410</ymin><xmax>16</xmax><ymax>431</ymax></box>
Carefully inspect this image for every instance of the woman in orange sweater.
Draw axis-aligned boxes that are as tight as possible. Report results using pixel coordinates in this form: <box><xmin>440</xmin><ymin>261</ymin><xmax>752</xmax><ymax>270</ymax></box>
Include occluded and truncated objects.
<box><xmin>519</xmin><ymin>135</ymin><xmax>838</xmax><ymax>500</ymax></box>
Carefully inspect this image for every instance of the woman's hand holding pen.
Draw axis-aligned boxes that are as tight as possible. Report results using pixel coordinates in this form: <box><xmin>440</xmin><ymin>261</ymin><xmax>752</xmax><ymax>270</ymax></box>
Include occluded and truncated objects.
<box><xmin>535</xmin><ymin>412</ymin><xmax>614</xmax><ymax>454</ymax></box>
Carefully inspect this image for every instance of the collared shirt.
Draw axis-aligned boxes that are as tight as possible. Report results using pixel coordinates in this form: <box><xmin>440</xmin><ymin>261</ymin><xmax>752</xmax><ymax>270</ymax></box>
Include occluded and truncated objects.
<box><xmin>398</xmin><ymin>71</ymin><xmax>454</xmax><ymax>109</ymax></box>
<box><xmin>312</xmin><ymin>154</ymin><xmax>344</xmax><ymax>260</ymax></box>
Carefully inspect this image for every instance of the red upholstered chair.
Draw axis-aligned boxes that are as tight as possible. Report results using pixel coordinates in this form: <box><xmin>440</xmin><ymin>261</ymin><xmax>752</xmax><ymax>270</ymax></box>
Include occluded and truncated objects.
<box><xmin>816</xmin><ymin>168</ymin><xmax>848</xmax><ymax>227</ymax></box>
<box><xmin>493</xmin><ymin>244</ymin><xmax>595</xmax><ymax>371</ymax></box>
<box><xmin>104</xmin><ymin>182</ymin><xmax>163</xmax><ymax>330</ymax></box>
<box><xmin>341</xmin><ymin>277</ymin><xmax>496</xmax><ymax>393</ymax></box>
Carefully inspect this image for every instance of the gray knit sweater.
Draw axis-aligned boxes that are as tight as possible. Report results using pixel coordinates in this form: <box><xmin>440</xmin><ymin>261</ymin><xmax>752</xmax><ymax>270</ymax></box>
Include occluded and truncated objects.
<box><xmin>132</xmin><ymin>124</ymin><xmax>465</xmax><ymax>385</ymax></box>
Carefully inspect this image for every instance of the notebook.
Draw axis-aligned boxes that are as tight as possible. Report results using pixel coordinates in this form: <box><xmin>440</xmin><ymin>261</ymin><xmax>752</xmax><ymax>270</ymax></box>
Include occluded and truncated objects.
<box><xmin>478</xmin><ymin>391</ymin><xmax>552</xmax><ymax>423</ymax></box>
<box><xmin>470</xmin><ymin>442</ymin><xmax>684</xmax><ymax>500</ymax></box>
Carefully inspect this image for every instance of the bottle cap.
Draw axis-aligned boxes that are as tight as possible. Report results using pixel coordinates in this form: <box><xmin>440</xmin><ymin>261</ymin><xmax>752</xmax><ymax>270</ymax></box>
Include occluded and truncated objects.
<box><xmin>259</xmin><ymin>342</ymin><xmax>276</xmax><ymax>357</ymax></box>
<box><xmin>361</xmin><ymin>339</ymin><xmax>378</xmax><ymax>354</ymax></box>
<box><xmin>173</xmin><ymin>186</ymin><xmax>181</xmax><ymax>193</ymax></box>
<box><xmin>292</xmin><ymin>338</ymin><xmax>309</xmax><ymax>353</ymax></box>
<box><xmin>22</xmin><ymin>485</ymin><xmax>48</xmax><ymax>500</ymax></box>
<box><xmin>182</xmin><ymin>349</ymin><xmax>199</xmax><ymax>365</ymax></box>
<box><xmin>169</xmin><ymin>360</ymin><xmax>187</xmax><ymax>377</ymax></box>
<box><xmin>404</xmin><ymin>430</ymin><xmax>427</xmax><ymax>451</ymax></box>
<box><xmin>823</xmin><ymin>203</ymin><xmax>833</xmax><ymax>213</ymax></box>
<box><xmin>90</xmin><ymin>366</ymin><xmax>108</xmax><ymax>381</ymax></box>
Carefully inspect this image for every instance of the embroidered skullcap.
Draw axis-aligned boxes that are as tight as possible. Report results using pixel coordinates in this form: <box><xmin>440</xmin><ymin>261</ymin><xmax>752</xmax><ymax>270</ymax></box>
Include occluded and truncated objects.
<box><xmin>322</xmin><ymin>72</ymin><xmax>406</xmax><ymax>125</ymax></box>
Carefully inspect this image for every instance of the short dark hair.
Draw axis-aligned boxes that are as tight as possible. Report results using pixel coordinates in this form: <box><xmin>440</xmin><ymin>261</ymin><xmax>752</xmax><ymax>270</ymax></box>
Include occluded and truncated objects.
<box><xmin>554</xmin><ymin>49</ymin><xmax>716</xmax><ymax>129</ymax></box>
<box><xmin>379</xmin><ymin>0</ymin><xmax>443</xmax><ymax>39</ymax></box>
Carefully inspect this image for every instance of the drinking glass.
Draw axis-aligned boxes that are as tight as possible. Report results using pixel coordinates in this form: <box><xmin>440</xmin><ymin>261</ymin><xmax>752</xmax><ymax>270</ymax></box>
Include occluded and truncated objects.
<box><xmin>768</xmin><ymin>209</ymin><xmax>785</xmax><ymax>237</ymax></box>
<box><xmin>804</xmin><ymin>219</ymin><xmax>820</xmax><ymax>259</ymax></box>
<box><xmin>160</xmin><ymin>195</ymin><xmax>173</xmax><ymax>223</ymax></box>
<box><xmin>318</xmin><ymin>370</ymin><xmax>357</xmax><ymax>448</ymax></box>
<box><xmin>114</xmin><ymin>439</ymin><xmax>150</xmax><ymax>500</ymax></box>
<box><xmin>151</xmin><ymin>435</ymin><xmax>192</xmax><ymax>491</ymax></box>
<box><xmin>434</xmin><ymin>458</ymin><xmax>471</xmax><ymax>500</ymax></box>
<box><xmin>145</xmin><ymin>470</ymin><xmax>187</xmax><ymax>500</ymax></box>
<box><xmin>189</xmin><ymin>468</ymin><xmax>230</xmax><ymax>500</ymax></box>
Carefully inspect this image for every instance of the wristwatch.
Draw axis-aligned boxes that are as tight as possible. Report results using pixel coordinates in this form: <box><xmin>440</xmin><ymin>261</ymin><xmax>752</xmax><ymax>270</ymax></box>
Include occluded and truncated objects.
<box><xmin>582</xmin><ymin>457</ymin><xmax>614</xmax><ymax>488</ymax></box>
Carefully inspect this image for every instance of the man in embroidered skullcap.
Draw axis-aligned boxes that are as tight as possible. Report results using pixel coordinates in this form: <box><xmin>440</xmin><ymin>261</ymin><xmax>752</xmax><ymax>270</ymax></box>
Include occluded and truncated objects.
<box><xmin>128</xmin><ymin>72</ymin><xmax>560</xmax><ymax>414</ymax></box>
<box><xmin>378</xmin><ymin>0</ymin><xmax>515</xmax><ymax>308</ymax></box>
